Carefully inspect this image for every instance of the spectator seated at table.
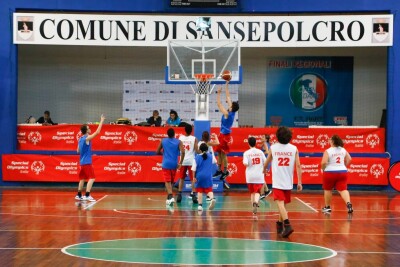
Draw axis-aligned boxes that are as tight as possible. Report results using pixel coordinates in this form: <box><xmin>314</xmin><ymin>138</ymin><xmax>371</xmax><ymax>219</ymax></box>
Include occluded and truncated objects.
<box><xmin>165</xmin><ymin>109</ymin><xmax>181</xmax><ymax>127</ymax></box>
<box><xmin>146</xmin><ymin>110</ymin><xmax>162</xmax><ymax>127</ymax></box>
<box><xmin>36</xmin><ymin>110</ymin><xmax>56</xmax><ymax>125</ymax></box>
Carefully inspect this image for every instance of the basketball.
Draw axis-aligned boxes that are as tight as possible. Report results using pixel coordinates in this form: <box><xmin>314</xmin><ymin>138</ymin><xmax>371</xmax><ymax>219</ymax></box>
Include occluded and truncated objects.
<box><xmin>221</xmin><ymin>70</ymin><xmax>232</xmax><ymax>81</ymax></box>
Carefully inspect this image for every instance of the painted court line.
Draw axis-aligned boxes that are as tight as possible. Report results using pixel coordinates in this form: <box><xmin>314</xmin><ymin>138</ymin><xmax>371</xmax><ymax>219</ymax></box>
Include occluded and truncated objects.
<box><xmin>295</xmin><ymin>197</ymin><xmax>319</xmax><ymax>213</ymax></box>
<box><xmin>83</xmin><ymin>195</ymin><xmax>108</xmax><ymax>210</ymax></box>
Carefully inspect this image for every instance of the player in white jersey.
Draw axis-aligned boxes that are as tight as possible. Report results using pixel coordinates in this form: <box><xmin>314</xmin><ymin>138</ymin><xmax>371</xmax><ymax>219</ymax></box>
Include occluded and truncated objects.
<box><xmin>198</xmin><ymin>131</ymin><xmax>219</xmax><ymax>163</ymax></box>
<box><xmin>243</xmin><ymin>137</ymin><xmax>269</xmax><ymax>215</ymax></box>
<box><xmin>177</xmin><ymin>124</ymin><xmax>199</xmax><ymax>203</ymax></box>
<box><xmin>266</xmin><ymin>126</ymin><xmax>302</xmax><ymax>238</ymax></box>
<box><xmin>321</xmin><ymin>134</ymin><xmax>353</xmax><ymax>214</ymax></box>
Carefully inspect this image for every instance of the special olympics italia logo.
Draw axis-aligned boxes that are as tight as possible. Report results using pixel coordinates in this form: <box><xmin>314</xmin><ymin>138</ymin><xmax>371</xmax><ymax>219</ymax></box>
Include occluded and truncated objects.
<box><xmin>227</xmin><ymin>163</ymin><xmax>237</xmax><ymax>177</ymax></box>
<box><xmin>128</xmin><ymin>162</ymin><xmax>142</xmax><ymax>176</ymax></box>
<box><xmin>76</xmin><ymin>131</ymin><xmax>83</xmax><ymax>141</ymax></box>
<box><xmin>370</xmin><ymin>164</ymin><xmax>384</xmax><ymax>179</ymax></box>
<box><xmin>269</xmin><ymin>134</ymin><xmax>278</xmax><ymax>145</ymax></box>
<box><xmin>31</xmin><ymin>161</ymin><xmax>45</xmax><ymax>175</ymax></box>
<box><xmin>316</xmin><ymin>134</ymin><xmax>330</xmax><ymax>148</ymax></box>
<box><xmin>28</xmin><ymin>131</ymin><xmax>42</xmax><ymax>145</ymax></box>
<box><xmin>366</xmin><ymin>134</ymin><xmax>380</xmax><ymax>148</ymax></box>
<box><xmin>124</xmin><ymin>131</ymin><xmax>138</xmax><ymax>145</ymax></box>
<box><xmin>289</xmin><ymin>73</ymin><xmax>328</xmax><ymax>111</ymax></box>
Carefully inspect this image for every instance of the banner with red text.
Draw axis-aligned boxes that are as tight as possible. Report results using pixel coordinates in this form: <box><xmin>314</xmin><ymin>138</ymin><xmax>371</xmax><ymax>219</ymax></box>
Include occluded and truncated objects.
<box><xmin>17</xmin><ymin>124</ymin><xmax>186</xmax><ymax>151</ymax></box>
<box><xmin>3</xmin><ymin>154</ymin><xmax>388</xmax><ymax>185</ymax></box>
<box><xmin>17</xmin><ymin>125</ymin><xmax>385</xmax><ymax>153</ymax></box>
<box><xmin>227</xmin><ymin>127</ymin><xmax>385</xmax><ymax>153</ymax></box>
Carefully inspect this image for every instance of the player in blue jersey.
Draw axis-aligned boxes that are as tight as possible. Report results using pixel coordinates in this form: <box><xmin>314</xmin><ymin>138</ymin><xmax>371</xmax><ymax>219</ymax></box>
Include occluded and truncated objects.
<box><xmin>156</xmin><ymin>128</ymin><xmax>185</xmax><ymax>206</ymax></box>
<box><xmin>76</xmin><ymin>114</ymin><xmax>105</xmax><ymax>202</ymax></box>
<box><xmin>214</xmin><ymin>81</ymin><xmax>239</xmax><ymax>186</ymax></box>
<box><xmin>192</xmin><ymin>143</ymin><xmax>216</xmax><ymax>211</ymax></box>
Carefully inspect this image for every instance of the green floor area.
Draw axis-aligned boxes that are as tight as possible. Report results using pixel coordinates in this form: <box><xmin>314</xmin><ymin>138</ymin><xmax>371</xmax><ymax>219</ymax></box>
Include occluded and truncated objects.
<box><xmin>63</xmin><ymin>237</ymin><xmax>336</xmax><ymax>265</ymax></box>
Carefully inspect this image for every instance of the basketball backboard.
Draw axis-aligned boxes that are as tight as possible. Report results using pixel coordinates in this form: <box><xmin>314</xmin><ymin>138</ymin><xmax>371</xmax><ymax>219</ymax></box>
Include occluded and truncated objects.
<box><xmin>166</xmin><ymin>39</ymin><xmax>241</xmax><ymax>84</ymax></box>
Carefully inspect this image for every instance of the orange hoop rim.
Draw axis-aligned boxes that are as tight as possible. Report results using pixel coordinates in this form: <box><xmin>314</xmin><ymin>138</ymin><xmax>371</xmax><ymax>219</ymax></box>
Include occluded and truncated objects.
<box><xmin>194</xmin><ymin>73</ymin><xmax>214</xmax><ymax>81</ymax></box>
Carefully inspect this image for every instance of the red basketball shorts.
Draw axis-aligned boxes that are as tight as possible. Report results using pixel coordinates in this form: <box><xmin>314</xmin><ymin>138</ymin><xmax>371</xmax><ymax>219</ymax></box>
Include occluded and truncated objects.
<box><xmin>79</xmin><ymin>164</ymin><xmax>95</xmax><ymax>180</ymax></box>
<box><xmin>162</xmin><ymin>168</ymin><xmax>177</xmax><ymax>183</ymax></box>
<box><xmin>177</xmin><ymin>165</ymin><xmax>194</xmax><ymax>181</ymax></box>
<box><xmin>247</xmin><ymin>183</ymin><xmax>264</xmax><ymax>194</ymax></box>
<box><xmin>323</xmin><ymin>171</ymin><xmax>348</xmax><ymax>191</ymax></box>
<box><xmin>215</xmin><ymin>133</ymin><xmax>231</xmax><ymax>154</ymax></box>
<box><xmin>273</xmin><ymin>188</ymin><xmax>291</xmax><ymax>204</ymax></box>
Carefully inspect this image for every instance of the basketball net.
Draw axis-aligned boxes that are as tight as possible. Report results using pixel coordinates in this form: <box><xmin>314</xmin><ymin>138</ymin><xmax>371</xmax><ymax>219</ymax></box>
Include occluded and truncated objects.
<box><xmin>194</xmin><ymin>73</ymin><xmax>214</xmax><ymax>95</ymax></box>
<box><xmin>193</xmin><ymin>74</ymin><xmax>214</xmax><ymax>120</ymax></box>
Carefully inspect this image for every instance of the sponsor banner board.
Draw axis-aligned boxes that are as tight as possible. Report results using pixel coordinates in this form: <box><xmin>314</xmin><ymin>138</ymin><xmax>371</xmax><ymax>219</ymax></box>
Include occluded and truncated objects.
<box><xmin>17</xmin><ymin>125</ymin><xmax>385</xmax><ymax>153</ymax></box>
<box><xmin>2</xmin><ymin>154</ymin><xmax>389</xmax><ymax>185</ymax></box>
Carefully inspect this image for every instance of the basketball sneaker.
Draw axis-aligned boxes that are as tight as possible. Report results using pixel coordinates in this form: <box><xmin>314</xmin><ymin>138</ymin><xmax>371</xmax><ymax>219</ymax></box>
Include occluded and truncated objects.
<box><xmin>176</xmin><ymin>193</ymin><xmax>182</xmax><ymax>203</ymax></box>
<box><xmin>188</xmin><ymin>192</ymin><xmax>196</xmax><ymax>199</ymax></box>
<box><xmin>75</xmin><ymin>195</ymin><xmax>82</xmax><ymax>201</ymax></box>
<box><xmin>192</xmin><ymin>195</ymin><xmax>198</xmax><ymax>204</ymax></box>
<box><xmin>209</xmin><ymin>199</ymin><xmax>216</xmax><ymax>210</ymax></box>
<box><xmin>198</xmin><ymin>205</ymin><xmax>203</xmax><ymax>211</ymax></box>
<box><xmin>223</xmin><ymin>180</ymin><xmax>230</xmax><ymax>189</ymax></box>
<box><xmin>322</xmin><ymin>206</ymin><xmax>332</xmax><ymax>213</ymax></box>
<box><xmin>82</xmin><ymin>196</ymin><xmax>96</xmax><ymax>202</ymax></box>
<box><xmin>206</xmin><ymin>196</ymin><xmax>212</xmax><ymax>202</ymax></box>
<box><xmin>166</xmin><ymin>197</ymin><xmax>175</xmax><ymax>206</ymax></box>
<box><xmin>281</xmin><ymin>224</ymin><xmax>294</xmax><ymax>238</ymax></box>
<box><xmin>276</xmin><ymin>221</ymin><xmax>283</xmax><ymax>234</ymax></box>
<box><xmin>213</xmin><ymin>170</ymin><xmax>222</xmax><ymax>178</ymax></box>
<box><xmin>220</xmin><ymin>171</ymin><xmax>229</xmax><ymax>181</ymax></box>
<box><xmin>347</xmin><ymin>202</ymin><xmax>353</xmax><ymax>213</ymax></box>
<box><xmin>260</xmin><ymin>190</ymin><xmax>272</xmax><ymax>200</ymax></box>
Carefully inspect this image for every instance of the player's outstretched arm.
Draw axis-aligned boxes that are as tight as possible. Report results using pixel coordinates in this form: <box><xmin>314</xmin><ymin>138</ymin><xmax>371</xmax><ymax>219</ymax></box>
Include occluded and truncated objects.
<box><xmin>224</xmin><ymin>80</ymin><xmax>232</xmax><ymax>108</ymax></box>
<box><xmin>217</xmin><ymin>86</ymin><xmax>228</xmax><ymax>117</ymax></box>
<box><xmin>87</xmin><ymin>114</ymin><xmax>105</xmax><ymax>142</ymax></box>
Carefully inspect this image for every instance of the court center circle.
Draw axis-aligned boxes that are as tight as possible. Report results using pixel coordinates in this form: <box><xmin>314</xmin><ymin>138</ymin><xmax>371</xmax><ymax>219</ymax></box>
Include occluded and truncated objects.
<box><xmin>62</xmin><ymin>237</ymin><xmax>337</xmax><ymax>265</ymax></box>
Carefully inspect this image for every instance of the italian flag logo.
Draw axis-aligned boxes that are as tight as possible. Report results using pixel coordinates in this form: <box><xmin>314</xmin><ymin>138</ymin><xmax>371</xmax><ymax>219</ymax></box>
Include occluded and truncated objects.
<box><xmin>289</xmin><ymin>73</ymin><xmax>328</xmax><ymax>111</ymax></box>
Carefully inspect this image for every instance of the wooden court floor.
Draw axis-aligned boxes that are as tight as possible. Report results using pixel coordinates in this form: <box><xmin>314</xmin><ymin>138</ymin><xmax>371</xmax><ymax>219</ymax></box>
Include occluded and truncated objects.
<box><xmin>0</xmin><ymin>187</ymin><xmax>399</xmax><ymax>266</ymax></box>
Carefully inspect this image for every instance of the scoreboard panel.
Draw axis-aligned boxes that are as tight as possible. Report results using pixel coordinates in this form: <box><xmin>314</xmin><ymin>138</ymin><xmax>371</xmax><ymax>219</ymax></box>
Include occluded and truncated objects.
<box><xmin>170</xmin><ymin>0</ymin><xmax>238</xmax><ymax>8</ymax></box>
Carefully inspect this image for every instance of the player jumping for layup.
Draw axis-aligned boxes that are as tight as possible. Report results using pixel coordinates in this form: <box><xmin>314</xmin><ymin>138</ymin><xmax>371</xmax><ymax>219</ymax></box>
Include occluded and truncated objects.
<box><xmin>214</xmin><ymin>80</ymin><xmax>239</xmax><ymax>187</ymax></box>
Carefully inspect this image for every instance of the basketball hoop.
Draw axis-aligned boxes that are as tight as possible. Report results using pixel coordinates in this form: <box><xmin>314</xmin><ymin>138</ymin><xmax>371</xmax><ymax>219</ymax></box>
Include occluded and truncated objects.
<box><xmin>194</xmin><ymin>73</ymin><xmax>214</xmax><ymax>95</ymax></box>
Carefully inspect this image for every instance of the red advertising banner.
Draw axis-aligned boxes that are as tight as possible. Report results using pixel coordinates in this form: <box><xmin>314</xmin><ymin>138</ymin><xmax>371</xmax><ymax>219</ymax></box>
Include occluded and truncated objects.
<box><xmin>2</xmin><ymin>154</ymin><xmax>389</xmax><ymax>185</ymax></box>
<box><xmin>227</xmin><ymin>127</ymin><xmax>385</xmax><ymax>153</ymax></box>
<box><xmin>17</xmin><ymin>125</ymin><xmax>186</xmax><ymax>152</ymax></box>
<box><xmin>17</xmin><ymin>125</ymin><xmax>385</xmax><ymax>153</ymax></box>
